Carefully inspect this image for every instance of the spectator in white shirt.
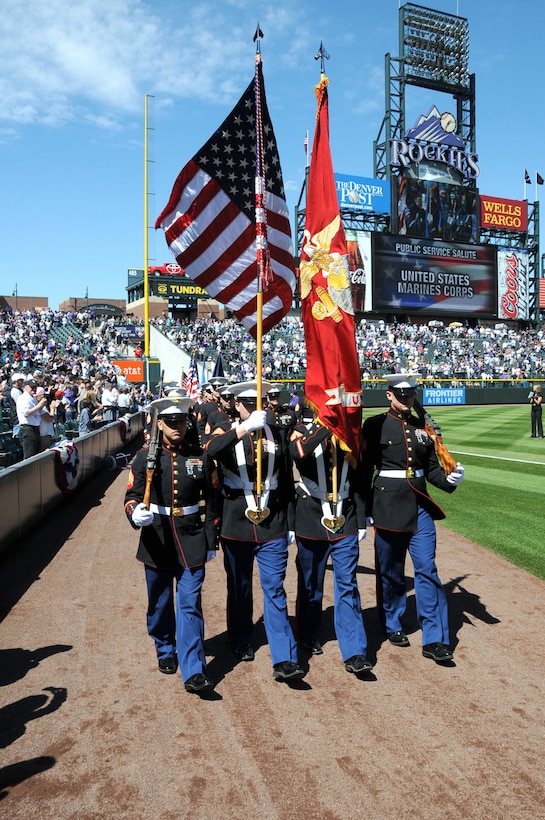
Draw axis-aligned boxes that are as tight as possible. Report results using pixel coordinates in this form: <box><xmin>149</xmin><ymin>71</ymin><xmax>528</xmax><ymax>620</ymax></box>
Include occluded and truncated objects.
<box><xmin>16</xmin><ymin>377</ymin><xmax>48</xmax><ymax>458</ymax></box>
<box><xmin>101</xmin><ymin>381</ymin><xmax>119</xmax><ymax>421</ymax></box>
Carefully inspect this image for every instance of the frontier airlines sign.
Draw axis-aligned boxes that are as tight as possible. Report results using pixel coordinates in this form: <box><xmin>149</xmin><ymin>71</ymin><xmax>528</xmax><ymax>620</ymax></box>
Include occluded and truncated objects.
<box><xmin>390</xmin><ymin>106</ymin><xmax>480</xmax><ymax>180</ymax></box>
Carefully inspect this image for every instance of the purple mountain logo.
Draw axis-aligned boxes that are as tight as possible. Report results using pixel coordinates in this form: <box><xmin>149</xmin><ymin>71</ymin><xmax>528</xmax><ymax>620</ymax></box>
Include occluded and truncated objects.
<box><xmin>405</xmin><ymin>106</ymin><xmax>464</xmax><ymax>148</ymax></box>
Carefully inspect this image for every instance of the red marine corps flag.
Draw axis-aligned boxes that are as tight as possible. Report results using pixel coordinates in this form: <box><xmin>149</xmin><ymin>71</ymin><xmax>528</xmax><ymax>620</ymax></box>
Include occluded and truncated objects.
<box><xmin>155</xmin><ymin>55</ymin><xmax>296</xmax><ymax>338</ymax></box>
<box><xmin>300</xmin><ymin>71</ymin><xmax>362</xmax><ymax>464</ymax></box>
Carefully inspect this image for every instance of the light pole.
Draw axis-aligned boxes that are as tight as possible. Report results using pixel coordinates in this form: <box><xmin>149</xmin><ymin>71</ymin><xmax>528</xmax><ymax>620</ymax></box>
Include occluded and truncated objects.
<box><xmin>12</xmin><ymin>284</ymin><xmax>18</xmax><ymax>310</ymax></box>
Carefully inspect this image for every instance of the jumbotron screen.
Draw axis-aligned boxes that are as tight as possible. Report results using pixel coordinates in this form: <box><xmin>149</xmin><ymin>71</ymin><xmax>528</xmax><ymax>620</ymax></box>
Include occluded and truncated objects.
<box><xmin>396</xmin><ymin>177</ymin><xmax>479</xmax><ymax>244</ymax></box>
<box><xmin>371</xmin><ymin>233</ymin><xmax>497</xmax><ymax>317</ymax></box>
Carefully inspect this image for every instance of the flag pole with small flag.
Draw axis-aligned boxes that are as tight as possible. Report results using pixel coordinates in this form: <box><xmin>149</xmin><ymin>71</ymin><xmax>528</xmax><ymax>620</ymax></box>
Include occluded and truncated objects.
<box><xmin>299</xmin><ymin>44</ymin><xmax>363</xmax><ymax>469</ymax></box>
<box><xmin>537</xmin><ymin>171</ymin><xmax>544</xmax><ymax>201</ymax></box>
<box><xmin>524</xmin><ymin>169</ymin><xmax>531</xmax><ymax>199</ymax></box>
<box><xmin>212</xmin><ymin>352</ymin><xmax>225</xmax><ymax>378</ymax></box>
<box><xmin>182</xmin><ymin>354</ymin><xmax>200</xmax><ymax>400</ymax></box>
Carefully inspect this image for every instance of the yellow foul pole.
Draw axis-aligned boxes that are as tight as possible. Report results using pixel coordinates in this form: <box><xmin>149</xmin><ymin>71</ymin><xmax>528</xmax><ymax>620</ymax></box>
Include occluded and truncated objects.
<box><xmin>143</xmin><ymin>94</ymin><xmax>150</xmax><ymax>362</ymax></box>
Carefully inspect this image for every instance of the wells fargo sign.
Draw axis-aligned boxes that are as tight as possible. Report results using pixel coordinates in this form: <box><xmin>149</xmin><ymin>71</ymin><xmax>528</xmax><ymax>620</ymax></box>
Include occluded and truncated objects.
<box><xmin>480</xmin><ymin>195</ymin><xmax>527</xmax><ymax>232</ymax></box>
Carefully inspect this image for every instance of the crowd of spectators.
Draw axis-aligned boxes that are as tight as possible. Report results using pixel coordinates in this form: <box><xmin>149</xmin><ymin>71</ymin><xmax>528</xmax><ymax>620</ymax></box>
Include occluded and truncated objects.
<box><xmin>150</xmin><ymin>314</ymin><xmax>545</xmax><ymax>383</ymax></box>
<box><xmin>0</xmin><ymin>309</ymin><xmax>152</xmax><ymax>455</ymax></box>
<box><xmin>2</xmin><ymin>306</ymin><xmax>545</xmax><ymax>455</ymax></box>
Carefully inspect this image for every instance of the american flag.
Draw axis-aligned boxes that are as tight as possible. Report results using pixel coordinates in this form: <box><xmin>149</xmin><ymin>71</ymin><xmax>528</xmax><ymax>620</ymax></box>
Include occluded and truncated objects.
<box><xmin>155</xmin><ymin>61</ymin><xmax>296</xmax><ymax>338</ymax></box>
<box><xmin>183</xmin><ymin>359</ymin><xmax>200</xmax><ymax>400</ymax></box>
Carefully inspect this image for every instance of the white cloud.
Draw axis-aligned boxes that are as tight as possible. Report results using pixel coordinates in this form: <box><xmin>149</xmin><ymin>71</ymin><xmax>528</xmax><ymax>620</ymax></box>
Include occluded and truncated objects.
<box><xmin>0</xmin><ymin>0</ymin><xmax>305</xmax><ymax>133</ymax></box>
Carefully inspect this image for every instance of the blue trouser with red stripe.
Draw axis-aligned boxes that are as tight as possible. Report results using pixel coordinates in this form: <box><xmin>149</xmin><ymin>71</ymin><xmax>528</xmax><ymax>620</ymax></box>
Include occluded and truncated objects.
<box><xmin>144</xmin><ymin>565</ymin><xmax>206</xmax><ymax>682</ymax></box>
<box><xmin>296</xmin><ymin>534</ymin><xmax>368</xmax><ymax>661</ymax></box>
<box><xmin>374</xmin><ymin>506</ymin><xmax>450</xmax><ymax>646</ymax></box>
<box><xmin>221</xmin><ymin>537</ymin><xmax>298</xmax><ymax>666</ymax></box>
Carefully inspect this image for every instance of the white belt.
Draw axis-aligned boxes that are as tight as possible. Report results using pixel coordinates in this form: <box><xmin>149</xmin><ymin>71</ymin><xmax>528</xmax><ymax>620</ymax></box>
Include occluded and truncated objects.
<box><xmin>297</xmin><ymin>480</ymin><xmax>349</xmax><ymax>501</ymax></box>
<box><xmin>150</xmin><ymin>503</ymin><xmax>199</xmax><ymax>516</ymax></box>
<box><xmin>379</xmin><ymin>469</ymin><xmax>424</xmax><ymax>479</ymax></box>
<box><xmin>223</xmin><ymin>476</ymin><xmax>278</xmax><ymax>491</ymax></box>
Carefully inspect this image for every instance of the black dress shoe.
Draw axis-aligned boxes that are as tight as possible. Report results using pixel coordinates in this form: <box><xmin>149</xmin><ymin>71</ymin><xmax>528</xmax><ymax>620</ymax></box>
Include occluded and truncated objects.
<box><xmin>158</xmin><ymin>657</ymin><xmax>177</xmax><ymax>674</ymax></box>
<box><xmin>422</xmin><ymin>643</ymin><xmax>453</xmax><ymax>662</ymax></box>
<box><xmin>184</xmin><ymin>673</ymin><xmax>215</xmax><ymax>693</ymax></box>
<box><xmin>272</xmin><ymin>661</ymin><xmax>305</xmax><ymax>681</ymax></box>
<box><xmin>301</xmin><ymin>639</ymin><xmax>323</xmax><ymax>655</ymax></box>
<box><xmin>387</xmin><ymin>631</ymin><xmax>410</xmax><ymax>647</ymax></box>
<box><xmin>345</xmin><ymin>654</ymin><xmax>373</xmax><ymax>674</ymax></box>
<box><xmin>234</xmin><ymin>644</ymin><xmax>255</xmax><ymax>661</ymax></box>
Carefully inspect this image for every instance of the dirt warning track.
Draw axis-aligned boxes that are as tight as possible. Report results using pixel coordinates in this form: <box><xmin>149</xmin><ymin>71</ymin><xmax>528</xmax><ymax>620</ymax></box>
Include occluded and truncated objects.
<box><xmin>1</xmin><ymin>466</ymin><xmax>544</xmax><ymax>819</ymax></box>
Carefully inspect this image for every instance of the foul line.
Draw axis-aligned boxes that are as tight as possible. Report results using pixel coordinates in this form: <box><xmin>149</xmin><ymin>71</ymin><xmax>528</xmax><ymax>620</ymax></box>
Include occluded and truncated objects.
<box><xmin>452</xmin><ymin>450</ymin><xmax>545</xmax><ymax>467</ymax></box>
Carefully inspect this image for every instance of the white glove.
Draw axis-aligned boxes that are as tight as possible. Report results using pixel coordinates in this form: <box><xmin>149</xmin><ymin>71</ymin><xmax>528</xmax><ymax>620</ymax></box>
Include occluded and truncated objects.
<box><xmin>358</xmin><ymin>528</ymin><xmax>367</xmax><ymax>541</ymax></box>
<box><xmin>366</xmin><ymin>516</ymin><xmax>375</xmax><ymax>527</ymax></box>
<box><xmin>206</xmin><ymin>551</ymin><xmax>216</xmax><ymax>562</ymax></box>
<box><xmin>287</xmin><ymin>531</ymin><xmax>296</xmax><ymax>545</ymax></box>
<box><xmin>243</xmin><ymin>410</ymin><xmax>267</xmax><ymax>433</ymax></box>
<box><xmin>132</xmin><ymin>502</ymin><xmax>155</xmax><ymax>527</ymax></box>
<box><xmin>446</xmin><ymin>463</ymin><xmax>465</xmax><ymax>486</ymax></box>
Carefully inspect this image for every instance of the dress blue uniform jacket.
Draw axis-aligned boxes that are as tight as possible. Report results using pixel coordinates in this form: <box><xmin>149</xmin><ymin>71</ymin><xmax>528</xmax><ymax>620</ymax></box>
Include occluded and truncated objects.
<box><xmin>125</xmin><ymin>439</ymin><xmax>220</xmax><ymax>568</ymax></box>
<box><xmin>205</xmin><ymin>412</ymin><xmax>294</xmax><ymax>542</ymax></box>
<box><xmin>289</xmin><ymin>420</ymin><xmax>365</xmax><ymax>540</ymax></box>
<box><xmin>361</xmin><ymin>409</ymin><xmax>457</xmax><ymax>532</ymax></box>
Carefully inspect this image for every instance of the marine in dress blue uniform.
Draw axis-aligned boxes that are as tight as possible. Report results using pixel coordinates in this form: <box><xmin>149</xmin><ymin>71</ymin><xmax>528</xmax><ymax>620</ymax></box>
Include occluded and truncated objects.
<box><xmin>361</xmin><ymin>374</ymin><xmax>465</xmax><ymax>663</ymax></box>
<box><xmin>195</xmin><ymin>377</ymin><xmax>229</xmax><ymax>444</ymax></box>
<box><xmin>125</xmin><ymin>395</ymin><xmax>221</xmax><ymax>693</ymax></box>
<box><xmin>289</xmin><ymin>412</ymin><xmax>372</xmax><ymax>675</ymax></box>
<box><xmin>206</xmin><ymin>381</ymin><xmax>305</xmax><ymax>682</ymax></box>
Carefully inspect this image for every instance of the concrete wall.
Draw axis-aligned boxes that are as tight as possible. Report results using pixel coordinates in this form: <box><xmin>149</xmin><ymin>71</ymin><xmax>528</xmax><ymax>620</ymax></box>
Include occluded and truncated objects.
<box><xmin>0</xmin><ymin>412</ymin><xmax>145</xmax><ymax>555</ymax></box>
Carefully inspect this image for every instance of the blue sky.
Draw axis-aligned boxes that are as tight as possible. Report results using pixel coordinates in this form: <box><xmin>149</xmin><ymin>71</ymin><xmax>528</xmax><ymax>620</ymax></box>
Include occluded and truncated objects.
<box><xmin>2</xmin><ymin>0</ymin><xmax>544</xmax><ymax>310</ymax></box>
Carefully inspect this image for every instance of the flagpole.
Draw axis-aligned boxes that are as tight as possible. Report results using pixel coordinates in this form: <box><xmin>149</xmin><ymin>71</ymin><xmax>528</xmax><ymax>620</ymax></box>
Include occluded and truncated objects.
<box><xmin>315</xmin><ymin>41</ymin><xmax>340</xmax><ymax>517</ymax></box>
<box><xmin>331</xmin><ymin>434</ymin><xmax>339</xmax><ymax>509</ymax></box>
<box><xmin>254</xmin><ymin>23</ymin><xmax>266</xmax><ymax>505</ymax></box>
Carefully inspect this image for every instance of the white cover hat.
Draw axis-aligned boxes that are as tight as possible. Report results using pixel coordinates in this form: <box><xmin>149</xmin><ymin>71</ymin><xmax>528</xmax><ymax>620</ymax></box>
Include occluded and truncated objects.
<box><xmin>384</xmin><ymin>373</ymin><xmax>417</xmax><ymax>390</ymax></box>
<box><xmin>164</xmin><ymin>385</ymin><xmax>187</xmax><ymax>397</ymax></box>
<box><xmin>149</xmin><ymin>396</ymin><xmax>194</xmax><ymax>416</ymax></box>
<box><xmin>230</xmin><ymin>381</ymin><xmax>273</xmax><ymax>399</ymax></box>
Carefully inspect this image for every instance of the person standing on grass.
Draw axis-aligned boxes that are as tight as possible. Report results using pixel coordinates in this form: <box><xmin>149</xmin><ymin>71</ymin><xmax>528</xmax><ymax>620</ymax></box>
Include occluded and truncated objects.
<box><xmin>361</xmin><ymin>373</ymin><xmax>465</xmax><ymax>665</ymax></box>
<box><xmin>529</xmin><ymin>384</ymin><xmax>543</xmax><ymax>438</ymax></box>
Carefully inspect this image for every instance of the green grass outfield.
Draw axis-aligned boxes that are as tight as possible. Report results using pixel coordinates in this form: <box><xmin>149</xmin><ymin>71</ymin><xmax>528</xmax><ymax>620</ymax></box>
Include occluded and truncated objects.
<box><xmin>409</xmin><ymin>404</ymin><xmax>545</xmax><ymax>581</ymax></box>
